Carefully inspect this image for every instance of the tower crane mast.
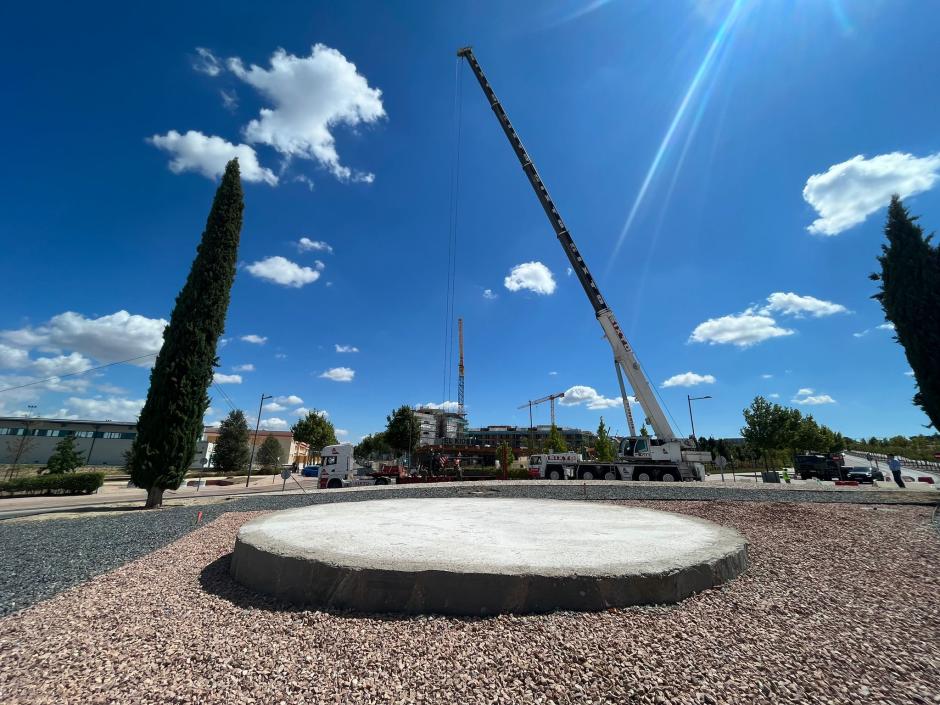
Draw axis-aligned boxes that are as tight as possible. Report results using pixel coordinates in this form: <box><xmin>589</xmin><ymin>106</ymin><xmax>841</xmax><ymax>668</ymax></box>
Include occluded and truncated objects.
<box><xmin>518</xmin><ymin>391</ymin><xmax>566</xmax><ymax>428</ymax></box>
<box><xmin>457</xmin><ymin>318</ymin><xmax>465</xmax><ymax>416</ymax></box>
<box><xmin>457</xmin><ymin>47</ymin><xmax>676</xmax><ymax>442</ymax></box>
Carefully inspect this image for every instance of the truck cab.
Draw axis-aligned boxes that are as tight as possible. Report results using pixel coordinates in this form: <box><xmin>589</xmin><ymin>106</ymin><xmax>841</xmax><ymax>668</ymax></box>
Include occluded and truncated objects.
<box><xmin>318</xmin><ymin>444</ymin><xmax>375</xmax><ymax>489</ymax></box>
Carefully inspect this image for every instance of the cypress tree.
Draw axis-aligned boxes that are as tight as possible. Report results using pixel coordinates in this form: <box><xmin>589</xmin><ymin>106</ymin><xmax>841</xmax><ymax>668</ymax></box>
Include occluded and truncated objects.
<box><xmin>213</xmin><ymin>409</ymin><xmax>251</xmax><ymax>474</ymax></box>
<box><xmin>257</xmin><ymin>435</ymin><xmax>283</xmax><ymax>470</ymax></box>
<box><xmin>871</xmin><ymin>195</ymin><xmax>940</xmax><ymax>429</ymax></box>
<box><xmin>130</xmin><ymin>159</ymin><xmax>244</xmax><ymax>507</ymax></box>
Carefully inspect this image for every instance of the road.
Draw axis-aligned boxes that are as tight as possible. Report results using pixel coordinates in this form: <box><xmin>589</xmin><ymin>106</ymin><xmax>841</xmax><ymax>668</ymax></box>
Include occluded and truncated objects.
<box><xmin>842</xmin><ymin>451</ymin><xmax>940</xmax><ymax>485</ymax></box>
<box><xmin>0</xmin><ymin>474</ymin><xmax>321</xmax><ymax>520</ymax></box>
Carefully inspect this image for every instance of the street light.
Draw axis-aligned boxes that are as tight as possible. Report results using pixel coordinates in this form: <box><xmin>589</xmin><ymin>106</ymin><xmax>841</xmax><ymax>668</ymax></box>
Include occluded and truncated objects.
<box><xmin>246</xmin><ymin>393</ymin><xmax>273</xmax><ymax>487</ymax></box>
<box><xmin>687</xmin><ymin>395</ymin><xmax>713</xmax><ymax>444</ymax></box>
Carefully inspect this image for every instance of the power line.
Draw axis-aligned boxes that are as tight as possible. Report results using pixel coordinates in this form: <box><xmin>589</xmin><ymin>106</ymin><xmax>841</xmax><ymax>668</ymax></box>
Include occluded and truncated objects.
<box><xmin>0</xmin><ymin>353</ymin><xmax>158</xmax><ymax>394</ymax></box>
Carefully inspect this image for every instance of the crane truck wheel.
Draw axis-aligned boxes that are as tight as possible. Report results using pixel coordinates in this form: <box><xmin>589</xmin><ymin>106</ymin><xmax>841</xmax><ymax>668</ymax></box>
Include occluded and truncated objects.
<box><xmin>580</xmin><ymin>469</ymin><xmax>596</xmax><ymax>480</ymax></box>
<box><xmin>374</xmin><ymin>477</ymin><xmax>390</xmax><ymax>485</ymax></box>
<box><xmin>546</xmin><ymin>467</ymin><xmax>563</xmax><ymax>480</ymax></box>
<box><xmin>603</xmin><ymin>468</ymin><xmax>617</xmax><ymax>480</ymax></box>
<box><xmin>659</xmin><ymin>469</ymin><xmax>680</xmax><ymax>482</ymax></box>
<box><xmin>633</xmin><ymin>468</ymin><xmax>655</xmax><ymax>482</ymax></box>
<box><xmin>327</xmin><ymin>478</ymin><xmax>342</xmax><ymax>489</ymax></box>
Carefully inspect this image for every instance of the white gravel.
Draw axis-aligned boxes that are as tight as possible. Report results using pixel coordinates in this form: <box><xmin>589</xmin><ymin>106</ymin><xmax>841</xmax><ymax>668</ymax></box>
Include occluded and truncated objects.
<box><xmin>1</xmin><ymin>500</ymin><xmax>938</xmax><ymax>704</ymax></box>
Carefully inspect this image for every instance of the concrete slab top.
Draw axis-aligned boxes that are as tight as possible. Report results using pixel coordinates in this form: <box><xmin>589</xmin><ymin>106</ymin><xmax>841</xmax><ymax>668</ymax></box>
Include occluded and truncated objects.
<box><xmin>235</xmin><ymin>497</ymin><xmax>744</xmax><ymax>577</ymax></box>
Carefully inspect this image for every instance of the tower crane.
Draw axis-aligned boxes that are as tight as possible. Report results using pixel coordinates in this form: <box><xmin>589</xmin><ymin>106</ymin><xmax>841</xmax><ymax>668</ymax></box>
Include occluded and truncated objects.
<box><xmin>518</xmin><ymin>391</ymin><xmax>566</xmax><ymax>428</ymax></box>
<box><xmin>458</xmin><ymin>47</ymin><xmax>709</xmax><ymax>479</ymax></box>
<box><xmin>457</xmin><ymin>318</ymin><xmax>465</xmax><ymax>416</ymax></box>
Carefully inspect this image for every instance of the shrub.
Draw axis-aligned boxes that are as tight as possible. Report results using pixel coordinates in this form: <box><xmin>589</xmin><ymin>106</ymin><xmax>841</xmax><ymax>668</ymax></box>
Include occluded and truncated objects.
<box><xmin>0</xmin><ymin>472</ymin><xmax>105</xmax><ymax>497</ymax></box>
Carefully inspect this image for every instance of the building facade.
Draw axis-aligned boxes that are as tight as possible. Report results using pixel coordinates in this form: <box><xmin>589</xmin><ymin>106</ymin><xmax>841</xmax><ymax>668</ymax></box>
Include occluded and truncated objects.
<box><xmin>464</xmin><ymin>425</ymin><xmax>594</xmax><ymax>452</ymax></box>
<box><xmin>413</xmin><ymin>407</ymin><xmax>468</xmax><ymax>446</ymax></box>
<box><xmin>0</xmin><ymin>416</ymin><xmax>309</xmax><ymax>471</ymax></box>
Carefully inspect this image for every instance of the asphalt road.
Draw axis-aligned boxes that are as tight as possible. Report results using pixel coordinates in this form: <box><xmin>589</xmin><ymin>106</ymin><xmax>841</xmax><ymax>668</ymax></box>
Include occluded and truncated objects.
<box><xmin>843</xmin><ymin>451</ymin><xmax>940</xmax><ymax>485</ymax></box>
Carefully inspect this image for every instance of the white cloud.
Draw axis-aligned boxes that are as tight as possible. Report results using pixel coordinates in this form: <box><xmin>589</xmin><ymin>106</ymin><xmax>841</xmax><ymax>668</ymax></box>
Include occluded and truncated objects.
<box><xmin>558</xmin><ymin>385</ymin><xmax>624</xmax><ymax>410</ymax></box>
<box><xmin>689</xmin><ymin>311</ymin><xmax>794</xmax><ymax>347</ymax></box>
<box><xmin>64</xmin><ymin>396</ymin><xmax>145</xmax><ymax>421</ymax></box>
<box><xmin>661</xmin><ymin>372</ymin><xmax>716</xmax><ymax>388</ymax></box>
<box><xmin>334</xmin><ymin>344</ymin><xmax>358</xmax><ymax>353</ymax></box>
<box><xmin>418</xmin><ymin>401</ymin><xmax>460</xmax><ymax>412</ymax></box>
<box><xmin>213</xmin><ymin>373</ymin><xmax>242</xmax><ymax>384</ymax></box>
<box><xmin>232</xmin><ymin>363</ymin><xmax>254</xmax><ymax>372</ymax></box>
<box><xmin>792</xmin><ymin>388</ymin><xmax>836</xmax><ymax>405</ymax></box>
<box><xmin>853</xmin><ymin>330</ymin><xmax>870</xmax><ymax>338</ymax></box>
<box><xmin>803</xmin><ymin>152</ymin><xmax>940</xmax><ymax>235</ymax></box>
<box><xmin>297</xmin><ymin>237</ymin><xmax>333</xmax><ymax>253</ymax></box>
<box><xmin>294</xmin><ymin>175</ymin><xmax>315</xmax><ymax>191</ymax></box>
<box><xmin>259</xmin><ymin>417</ymin><xmax>289</xmax><ymax>431</ymax></box>
<box><xmin>246</xmin><ymin>255</ymin><xmax>321</xmax><ymax>287</ymax></box>
<box><xmin>762</xmin><ymin>292</ymin><xmax>848</xmax><ymax>318</ymax></box>
<box><xmin>0</xmin><ymin>344</ymin><xmax>30</xmax><ymax>369</ymax></box>
<box><xmin>31</xmin><ymin>353</ymin><xmax>93</xmax><ymax>377</ymax></box>
<box><xmin>320</xmin><ymin>366</ymin><xmax>355</xmax><ymax>382</ymax></box>
<box><xmin>193</xmin><ymin>47</ymin><xmax>222</xmax><ymax>76</ymax></box>
<box><xmin>335</xmin><ymin>429</ymin><xmax>349</xmax><ymax>438</ymax></box>
<box><xmin>148</xmin><ymin>130</ymin><xmax>278</xmax><ymax>185</ymax></box>
<box><xmin>274</xmin><ymin>395</ymin><xmax>303</xmax><ymax>406</ymax></box>
<box><xmin>293</xmin><ymin>407</ymin><xmax>309</xmax><ymax>416</ymax></box>
<box><xmin>566</xmin><ymin>267</ymin><xmax>573</xmax><ymax>277</ymax></box>
<box><xmin>877</xmin><ymin>322</ymin><xmax>895</xmax><ymax>331</ymax></box>
<box><xmin>768</xmin><ymin>393</ymin><xmax>780</xmax><ymax>399</ymax></box>
<box><xmin>504</xmin><ymin>261</ymin><xmax>556</xmax><ymax>295</ymax></box>
<box><xmin>761</xmin><ymin>374</ymin><xmax>773</xmax><ymax>379</ymax></box>
<box><xmin>220</xmin><ymin>89</ymin><xmax>238</xmax><ymax>112</ymax></box>
<box><xmin>905</xmin><ymin>369</ymin><xmax>915</xmax><ymax>377</ymax></box>
<box><xmin>241</xmin><ymin>334</ymin><xmax>267</xmax><ymax>344</ymax></box>
<box><xmin>482</xmin><ymin>288</ymin><xmax>498</xmax><ymax>300</ymax></box>
<box><xmin>549</xmin><ymin>371</ymin><xmax>558</xmax><ymax>376</ymax></box>
<box><xmin>1</xmin><ymin>310</ymin><xmax>167</xmax><ymax>364</ymax></box>
<box><xmin>228</xmin><ymin>45</ymin><xmax>385</xmax><ymax>182</ymax></box>
<box><xmin>263</xmin><ymin>401</ymin><xmax>286</xmax><ymax>412</ymax></box>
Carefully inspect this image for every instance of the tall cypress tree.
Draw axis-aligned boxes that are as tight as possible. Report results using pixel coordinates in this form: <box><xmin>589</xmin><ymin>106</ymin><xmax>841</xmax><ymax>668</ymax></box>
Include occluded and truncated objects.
<box><xmin>871</xmin><ymin>195</ymin><xmax>940</xmax><ymax>429</ymax></box>
<box><xmin>131</xmin><ymin>159</ymin><xmax>244</xmax><ymax>507</ymax></box>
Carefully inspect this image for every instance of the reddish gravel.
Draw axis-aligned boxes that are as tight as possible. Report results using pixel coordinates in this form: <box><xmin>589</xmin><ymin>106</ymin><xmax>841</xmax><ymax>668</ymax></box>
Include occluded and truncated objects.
<box><xmin>1</xmin><ymin>501</ymin><xmax>938</xmax><ymax>705</ymax></box>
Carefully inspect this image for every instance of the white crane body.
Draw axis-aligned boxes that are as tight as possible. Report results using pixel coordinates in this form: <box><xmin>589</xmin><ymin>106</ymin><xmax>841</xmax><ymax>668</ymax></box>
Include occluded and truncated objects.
<box><xmin>458</xmin><ymin>47</ymin><xmax>708</xmax><ymax>480</ymax></box>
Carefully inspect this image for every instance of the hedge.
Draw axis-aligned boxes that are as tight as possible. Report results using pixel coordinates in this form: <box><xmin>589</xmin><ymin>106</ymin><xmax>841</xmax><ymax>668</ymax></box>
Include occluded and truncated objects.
<box><xmin>0</xmin><ymin>472</ymin><xmax>105</xmax><ymax>497</ymax></box>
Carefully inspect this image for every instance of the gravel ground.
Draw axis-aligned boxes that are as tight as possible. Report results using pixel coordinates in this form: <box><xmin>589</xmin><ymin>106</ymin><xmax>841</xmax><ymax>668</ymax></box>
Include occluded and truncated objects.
<box><xmin>1</xmin><ymin>482</ymin><xmax>935</xmax><ymax>617</ymax></box>
<box><xmin>1</xmin><ymin>500</ymin><xmax>939</xmax><ymax>704</ymax></box>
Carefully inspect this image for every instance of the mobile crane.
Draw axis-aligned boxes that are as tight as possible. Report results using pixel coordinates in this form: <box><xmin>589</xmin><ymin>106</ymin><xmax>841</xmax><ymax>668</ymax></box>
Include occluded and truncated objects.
<box><xmin>458</xmin><ymin>47</ymin><xmax>709</xmax><ymax>481</ymax></box>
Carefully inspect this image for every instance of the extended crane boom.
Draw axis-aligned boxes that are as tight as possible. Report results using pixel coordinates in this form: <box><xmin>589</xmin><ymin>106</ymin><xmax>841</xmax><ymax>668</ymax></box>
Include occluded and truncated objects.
<box><xmin>457</xmin><ymin>47</ymin><xmax>676</xmax><ymax>441</ymax></box>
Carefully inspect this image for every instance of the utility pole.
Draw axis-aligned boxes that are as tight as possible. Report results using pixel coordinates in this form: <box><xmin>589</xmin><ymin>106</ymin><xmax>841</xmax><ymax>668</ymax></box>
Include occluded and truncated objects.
<box><xmin>246</xmin><ymin>393</ymin><xmax>273</xmax><ymax>487</ymax></box>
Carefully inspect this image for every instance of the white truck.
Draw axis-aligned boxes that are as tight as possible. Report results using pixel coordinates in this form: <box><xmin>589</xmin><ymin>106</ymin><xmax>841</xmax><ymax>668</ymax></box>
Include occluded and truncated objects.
<box><xmin>317</xmin><ymin>444</ymin><xmax>381</xmax><ymax>489</ymax></box>
<box><xmin>529</xmin><ymin>438</ymin><xmax>707</xmax><ymax>482</ymax></box>
<box><xmin>460</xmin><ymin>48</ymin><xmax>711</xmax><ymax>482</ymax></box>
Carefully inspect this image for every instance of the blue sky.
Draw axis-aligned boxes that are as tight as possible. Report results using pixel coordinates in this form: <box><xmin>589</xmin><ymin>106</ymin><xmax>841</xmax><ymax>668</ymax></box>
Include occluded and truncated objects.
<box><xmin>2</xmin><ymin>0</ymin><xmax>939</xmax><ymax>442</ymax></box>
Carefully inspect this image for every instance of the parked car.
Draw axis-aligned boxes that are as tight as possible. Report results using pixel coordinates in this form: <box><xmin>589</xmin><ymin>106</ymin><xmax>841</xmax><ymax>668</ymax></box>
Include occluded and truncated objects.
<box><xmin>845</xmin><ymin>465</ymin><xmax>885</xmax><ymax>484</ymax></box>
<box><xmin>301</xmin><ymin>465</ymin><xmax>321</xmax><ymax>478</ymax></box>
<box><xmin>794</xmin><ymin>454</ymin><xmax>843</xmax><ymax>481</ymax></box>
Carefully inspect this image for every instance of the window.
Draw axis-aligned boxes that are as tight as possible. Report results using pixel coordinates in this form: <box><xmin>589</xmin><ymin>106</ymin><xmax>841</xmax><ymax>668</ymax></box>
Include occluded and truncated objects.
<box><xmin>325</xmin><ymin>456</ymin><xmax>338</xmax><ymax>466</ymax></box>
<box><xmin>103</xmin><ymin>432</ymin><xmax>124</xmax><ymax>439</ymax></box>
<box><xmin>75</xmin><ymin>431</ymin><xmax>94</xmax><ymax>438</ymax></box>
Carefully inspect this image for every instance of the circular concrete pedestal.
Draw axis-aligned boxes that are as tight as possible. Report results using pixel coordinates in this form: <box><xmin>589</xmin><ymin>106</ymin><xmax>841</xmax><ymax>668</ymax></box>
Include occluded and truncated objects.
<box><xmin>230</xmin><ymin>498</ymin><xmax>747</xmax><ymax>615</ymax></box>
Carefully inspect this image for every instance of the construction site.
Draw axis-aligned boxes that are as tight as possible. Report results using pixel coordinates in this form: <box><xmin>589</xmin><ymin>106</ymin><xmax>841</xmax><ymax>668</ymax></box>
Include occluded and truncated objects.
<box><xmin>3</xmin><ymin>6</ymin><xmax>940</xmax><ymax>704</ymax></box>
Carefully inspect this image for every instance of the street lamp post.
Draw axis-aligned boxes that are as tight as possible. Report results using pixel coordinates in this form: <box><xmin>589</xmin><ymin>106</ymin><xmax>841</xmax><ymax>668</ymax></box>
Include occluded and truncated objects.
<box><xmin>246</xmin><ymin>393</ymin><xmax>273</xmax><ymax>487</ymax></box>
<box><xmin>687</xmin><ymin>395</ymin><xmax>713</xmax><ymax>445</ymax></box>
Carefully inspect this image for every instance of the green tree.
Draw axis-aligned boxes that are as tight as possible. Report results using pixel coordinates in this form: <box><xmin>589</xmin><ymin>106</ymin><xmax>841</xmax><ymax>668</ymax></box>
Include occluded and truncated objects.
<box><xmin>496</xmin><ymin>441</ymin><xmax>515</xmax><ymax>470</ymax></box>
<box><xmin>257</xmin><ymin>435</ymin><xmax>282</xmax><ymax>470</ymax></box>
<box><xmin>213</xmin><ymin>409</ymin><xmax>250</xmax><ymax>474</ymax></box>
<box><xmin>45</xmin><ymin>435</ymin><xmax>85</xmax><ymax>474</ymax></box>
<box><xmin>741</xmin><ymin>396</ymin><xmax>788</xmax><ymax>468</ymax></box>
<box><xmin>291</xmin><ymin>410</ymin><xmax>338</xmax><ymax>455</ymax></box>
<box><xmin>546</xmin><ymin>424</ymin><xmax>568</xmax><ymax>452</ymax></box>
<box><xmin>639</xmin><ymin>425</ymin><xmax>650</xmax><ymax>437</ymax></box>
<box><xmin>595</xmin><ymin>417</ymin><xmax>616</xmax><ymax>461</ymax></box>
<box><xmin>385</xmin><ymin>405</ymin><xmax>420</xmax><ymax>456</ymax></box>
<box><xmin>355</xmin><ymin>432</ymin><xmax>391</xmax><ymax>461</ymax></box>
<box><xmin>130</xmin><ymin>159</ymin><xmax>244</xmax><ymax>508</ymax></box>
<box><xmin>871</xmin><ymin>195</ymin><xmax>940</xmax><ymax>429</ymax></box>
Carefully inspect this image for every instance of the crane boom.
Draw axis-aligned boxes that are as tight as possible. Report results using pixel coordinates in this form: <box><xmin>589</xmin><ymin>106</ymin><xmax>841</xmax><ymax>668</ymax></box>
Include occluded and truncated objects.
<box><xmin>458</xmin><ymin>47</ymin><xmax>676</xmax><ymax>440</ymax></box>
